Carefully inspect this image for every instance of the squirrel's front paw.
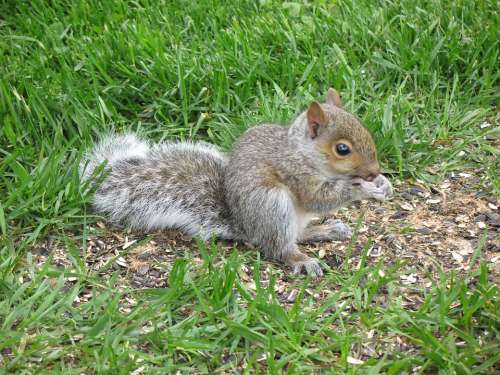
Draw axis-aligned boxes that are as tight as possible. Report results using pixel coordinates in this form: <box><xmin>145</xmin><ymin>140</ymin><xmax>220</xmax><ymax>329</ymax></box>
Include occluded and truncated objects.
<box><xmin>373</xmin><ymin>174</ymin><xmax>393</xmax><ymax>198</ymax></box>
<box><xmin>353</xmin><ymin>175</ymin><xmax>392</xmax><ymax>201</ymax></box>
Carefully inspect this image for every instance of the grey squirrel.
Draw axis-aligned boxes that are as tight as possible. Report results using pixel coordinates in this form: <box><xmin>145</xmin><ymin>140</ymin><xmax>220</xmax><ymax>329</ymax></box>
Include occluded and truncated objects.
<box><xmin>80</xmin><ymin>88</ymin><xmax>393</xmax><ymax>277</ymax></box>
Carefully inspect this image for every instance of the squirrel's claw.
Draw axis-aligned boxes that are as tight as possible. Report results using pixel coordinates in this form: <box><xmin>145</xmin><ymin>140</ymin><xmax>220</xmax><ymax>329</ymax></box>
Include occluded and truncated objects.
<box><xmin>292</xmin><ymin>258</ymin><xmax>323</xmax><ymax>278</ymax></box>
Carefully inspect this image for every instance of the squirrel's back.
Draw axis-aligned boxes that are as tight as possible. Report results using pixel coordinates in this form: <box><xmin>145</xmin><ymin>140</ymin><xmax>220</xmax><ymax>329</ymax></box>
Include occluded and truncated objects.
<box><xmin>80</xmin><ymin>133</ymin><xmax>237</xmax><ymax>239</ymax></box>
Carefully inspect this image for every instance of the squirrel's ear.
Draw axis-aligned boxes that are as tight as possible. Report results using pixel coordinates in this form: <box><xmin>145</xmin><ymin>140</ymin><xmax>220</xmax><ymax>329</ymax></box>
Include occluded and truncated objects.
<box><xmin>307</xmin><ymin>101</ymin><xmax>328</xmax><ymax>139</ymax></box>
<box><xmin>326</xmin><ymin>88</ymin><xmax>343</xmax><ymax>108</ymax></box>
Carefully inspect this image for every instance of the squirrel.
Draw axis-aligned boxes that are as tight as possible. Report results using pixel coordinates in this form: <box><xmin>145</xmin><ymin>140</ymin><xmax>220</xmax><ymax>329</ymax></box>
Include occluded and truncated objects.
<box><xmin>80</xmin><ymin>88</ymin><xmax>393</xmax><ymax>277</ymax></box>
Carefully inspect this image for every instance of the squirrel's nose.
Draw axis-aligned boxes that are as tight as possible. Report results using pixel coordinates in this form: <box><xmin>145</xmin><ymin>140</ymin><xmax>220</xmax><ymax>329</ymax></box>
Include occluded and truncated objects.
<box><xmin>354</xmin><ymin>171</ymin><xmax>379</xmax><ymax>182</ymax></box>
<box><xmin>354</xmin><ymin>164</ymin><xmax>380</xmax><ymax>182</ymax></box>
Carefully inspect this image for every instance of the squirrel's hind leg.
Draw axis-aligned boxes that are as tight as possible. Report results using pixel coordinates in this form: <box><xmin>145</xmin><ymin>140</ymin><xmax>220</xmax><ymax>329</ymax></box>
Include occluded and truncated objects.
<box><xmin>240</xmin><ymin>188</ymin><xmax>323</xmax><ymax>277</ymax></box>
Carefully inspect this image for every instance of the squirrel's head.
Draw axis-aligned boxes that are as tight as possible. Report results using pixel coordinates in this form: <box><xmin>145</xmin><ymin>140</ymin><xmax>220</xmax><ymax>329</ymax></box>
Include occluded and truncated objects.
<box><xmin>304</xmin><ymin>88</ymin><xmax>380</xmax><ymax>181</ymax></box>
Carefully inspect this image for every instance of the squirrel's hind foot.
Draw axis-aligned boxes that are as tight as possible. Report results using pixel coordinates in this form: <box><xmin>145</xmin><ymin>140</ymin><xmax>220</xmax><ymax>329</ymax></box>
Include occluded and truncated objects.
<box><xmin>284</xmin><ymin>250</ymin><xmax>323</xmax><ymax>278</ymax></box>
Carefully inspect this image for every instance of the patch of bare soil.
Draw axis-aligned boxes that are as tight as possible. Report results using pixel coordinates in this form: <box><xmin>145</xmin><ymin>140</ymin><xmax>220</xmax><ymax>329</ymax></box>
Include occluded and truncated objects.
<box><xmin>316</xmin><ymin>170</ymin><xmax>499</xmax><ymax>284</ymax></box>
<box><xmin>31</xmin><ymin>171</ymin><xmax>498</xmax><ymax>299</ymax></box>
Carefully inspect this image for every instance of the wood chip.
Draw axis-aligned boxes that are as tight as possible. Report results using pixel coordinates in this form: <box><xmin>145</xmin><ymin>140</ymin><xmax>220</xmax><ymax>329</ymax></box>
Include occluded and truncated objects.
<box><xmin>123</xmin><ymin>239</ymin><xmax>138</xmax><ymax>249</ymax></box>
<box><xmin>456</xmin><ymin>239</ymin><xmax>474</xmax><ymax>255</ymax></box>
<box><xmin>400</xmin><ymin>274</ymin><xmax>417</xmax><ymax>284</ymax></box>
<box><xmin>426</xmin><ymin>198</ymin><xmax>441</xmax><ymax>204</ymax></box>
<box><xmin>452</xmin><ymin>252</ymin><xmax>464</xmax><ymax>263</ymax></box>
<box><xmin>400</xmin><ymin>202</ymin><xmax>414</xmax><ymax>211</ymax></box>
<box><xmin>347</xmin><ymin>356</ymin><xmax>364</xmax><ymax>365</ymax></box>
<box><xmin>286</xmin><ymin>289</ymin><xmax>299</xmax><ymax>303</ymax></box>
<box><xmin>116</xmin><ymin>257</ymin><xmax>128</xmax><ymax>267</ymax></box>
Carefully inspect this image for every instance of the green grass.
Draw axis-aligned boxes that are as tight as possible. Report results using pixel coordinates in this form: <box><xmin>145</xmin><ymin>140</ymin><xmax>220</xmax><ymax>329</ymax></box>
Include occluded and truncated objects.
<box><xmin>0</xmin><ymin>0</ymin><xmax>498</xmax><ymax>373</ymax></box>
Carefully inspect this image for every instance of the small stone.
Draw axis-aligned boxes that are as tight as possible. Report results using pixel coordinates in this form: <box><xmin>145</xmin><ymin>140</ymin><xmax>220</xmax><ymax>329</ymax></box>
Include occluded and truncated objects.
<box><xmin>384</xmin><ymin>234</ymin><xmax>396</xmax><ymax>243</ymax></box>
<box><xmin>390</xmin><ymin>211</ymin><xmax>408</xmax><ymax>220</ymax></box>
<box><xmin>474</xmin><ymin>214</ymin><xmax>487</xmax><ymax>222</ymax></box>
<box><xmin>318</xmin><ymin>249</ymin><xmax>326</xmax><ymax>259</ymax></box>
<box><xmin>475</xmin><ymin>191</ymin><xmax>489</xmax><ymax>198</ymax></box>
<box><xmin>132</xmin><ymin>277</ymin><xmax>144</xmax><ymax>287</ymax></box>
<box><xmin>486</xmin><ymin>212</ymin><xmax>499</xmax><ymax>221</ymax></box>
<box><xmin>149</xmin><ymin>270</ymin><xmax>160</xmax><ymax>278</ymax></box>
<box><xmin>488</xmin><ymin>202</ymin><xmax>498</xmax><ymax>210</ymax></box>
<box><xmin>408</xmin><ymin>187</ymin><xmax>425</xmax><ymax>196</ymax></box>
<box><xmin>477</xmin><ymin>222</ymin><xmax>487</xmax><ymax>229</ymax></box>
<box><xmin>416</xmin><ymin>227</ymin><xmax>432</xmax><ymax>235</ymax></box>
<box><xmin>400</xmin><ymin>192</ymin><xmax>414</xmax><ymax>201</ymax></box>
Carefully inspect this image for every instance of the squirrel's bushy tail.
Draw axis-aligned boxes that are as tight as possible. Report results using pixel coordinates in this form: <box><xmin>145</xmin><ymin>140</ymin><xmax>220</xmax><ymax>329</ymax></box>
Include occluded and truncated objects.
<box><xmin>80</xmin><ymin>133</ymin><xmax>239</xmax><ymax>241</ymax></box>
<box><xmin>79</xmin><ymin>133</ymin><xmax>150</xmax><ymax>181</ymax></box>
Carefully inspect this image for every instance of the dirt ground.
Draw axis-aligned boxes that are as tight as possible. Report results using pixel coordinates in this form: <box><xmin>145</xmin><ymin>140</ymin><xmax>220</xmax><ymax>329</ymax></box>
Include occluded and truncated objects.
<box><xmin>33</xmin><ymin>170</ymin><xmax>499</xmax><ymax>305</ymax></box>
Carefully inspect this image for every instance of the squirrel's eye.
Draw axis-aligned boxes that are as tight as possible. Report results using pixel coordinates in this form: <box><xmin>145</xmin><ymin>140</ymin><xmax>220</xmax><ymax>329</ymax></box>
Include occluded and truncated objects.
<box><xmin>335</xmin><ymin>143</ymin><xmax>351</xmax><ymax>156</ymax></box>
